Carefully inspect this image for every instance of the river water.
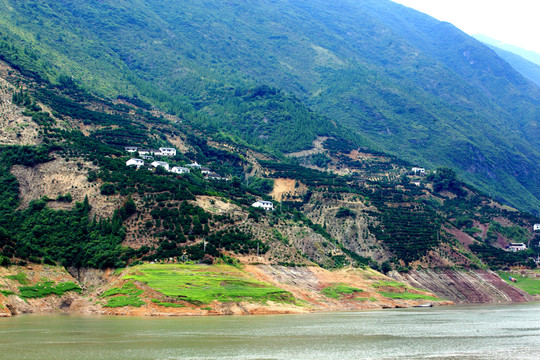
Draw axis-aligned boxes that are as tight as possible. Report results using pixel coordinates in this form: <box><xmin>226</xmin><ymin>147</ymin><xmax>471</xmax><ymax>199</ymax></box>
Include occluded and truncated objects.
<box><xmin>1</xmin><ymin>303</ymin><xmax>539</xmax><ymax>360</ymax></box>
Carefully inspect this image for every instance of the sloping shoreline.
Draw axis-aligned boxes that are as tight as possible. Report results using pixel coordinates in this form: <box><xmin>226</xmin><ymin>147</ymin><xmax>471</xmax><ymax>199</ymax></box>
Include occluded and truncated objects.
<box><xmin>1</xmin><ymin>264</ymin><xmax>536</xmax><ymax>318</ymax></box>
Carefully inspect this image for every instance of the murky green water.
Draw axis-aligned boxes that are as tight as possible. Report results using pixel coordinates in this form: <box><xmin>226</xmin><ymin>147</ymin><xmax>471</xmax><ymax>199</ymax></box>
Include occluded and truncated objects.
<box><xmin>1</xmin><ymin>303</ymin><xmax>539</xmax><ymax>359</ymax></box>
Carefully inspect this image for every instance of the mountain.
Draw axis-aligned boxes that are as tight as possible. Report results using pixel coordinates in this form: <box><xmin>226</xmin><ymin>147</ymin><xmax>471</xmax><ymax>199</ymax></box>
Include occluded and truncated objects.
<box><xmin>0</xmin><ymin>56</ymin><xmax>539</xmax><ymax>313</ymax></box>
<box><xmin>472</xmin><ymin>35</ymin><xmax>540</xmax><ymax>87</ymax></box>
<box><xmin>0</xmin><ymin>0</ymin><xmax>539</xmax><ymax>212</ymax></box>
<box><xmin>474</xmin><ymin>34</ymin><xmax>540</xmax><ymax>67</ymax></box>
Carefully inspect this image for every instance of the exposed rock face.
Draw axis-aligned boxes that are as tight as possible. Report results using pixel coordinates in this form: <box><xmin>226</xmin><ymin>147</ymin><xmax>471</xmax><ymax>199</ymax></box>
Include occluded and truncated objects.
<box><xmin>10</xmin><ymin>158</ymin><xmax>116</xmax><ymax>218</ymax></box>
<box><xmin>393</xmin><ymin>269</ymin><xmax>534</xmax><ymax>304</ymax></box>
<box><xmin>67</xmin><ymin>267</ymin><xmax>110</xmax><ymax>288</ymax></box>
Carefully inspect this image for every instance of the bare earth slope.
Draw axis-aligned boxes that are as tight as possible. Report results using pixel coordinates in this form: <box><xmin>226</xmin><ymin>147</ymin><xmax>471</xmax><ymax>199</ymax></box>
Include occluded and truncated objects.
<box><xmin>392</xmin><ymin>269</ymin><xmax>534</xmax><ymax>304</ymax></box>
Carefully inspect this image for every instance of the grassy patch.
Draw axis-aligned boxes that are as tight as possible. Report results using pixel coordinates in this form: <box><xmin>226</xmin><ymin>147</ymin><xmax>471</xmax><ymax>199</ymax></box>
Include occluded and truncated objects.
<box><xmin>378</xmin><ymin>291</ymin><xmax>440</xmax><ymax>301</ymax></box>
<box><xmin>498</xmin><ymin>271</ymin><xmax>540</xmax><ymax>295</ymax></box>
<box><xmin>123</xmin><ymin>264</ymin><xmax>294</xmax><ymax>305</ymax></box>
<box><xmin>101</xmin><ymin>282</ymin><xmax>143</xmax><ymax>297</ymax></box>
<box><xmin>18</xmin><ymin>281</ymin><xmax>81</xmax><ymax>299</ymax></box>
<box><xmin>5</xmin><ymin>273</ymin><xmax>30</xmax><ymax>285</ymax></box>
<box><xmin>0</xmin><ymin>290</ymin><xmax>14</xmax><ymax>296</ymax></box>
<box><xmin>103</xmin><ymin>296</ymin><xmax>145</xmax><ymax>307</ymax></box>
<box><xmin>322</xmin><ymin>284</ymin><xmax>364</xmax><ymax>299</ymax></box>
<box><xmin>100</xmin><ymin>281</ymin><xmax>145</xmax><ymax>308</ymax></box>
<box><xmin>151</xmin><ymin>299</ymin><xmax>184</xmax><ymax>308</ymax></box>
<box><xmin>372</xmin><ymin>280</ymin><xmax>406</xmax><ymax>288</ymax></box>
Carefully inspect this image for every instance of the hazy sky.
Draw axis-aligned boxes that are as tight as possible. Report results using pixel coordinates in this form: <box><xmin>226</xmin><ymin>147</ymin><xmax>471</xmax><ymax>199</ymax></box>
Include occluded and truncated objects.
<box><xmin>391</xmin><ymin>0</ymin><xmax>540</xmax><ymax>54</ymax></box>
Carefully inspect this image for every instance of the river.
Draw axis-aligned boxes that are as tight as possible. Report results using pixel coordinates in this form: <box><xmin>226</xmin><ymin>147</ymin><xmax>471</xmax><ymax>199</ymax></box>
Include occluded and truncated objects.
<box><xmin>1</xmin><ymin>303</ymin><xmax>539</xmax><ymax>359</ymax></box>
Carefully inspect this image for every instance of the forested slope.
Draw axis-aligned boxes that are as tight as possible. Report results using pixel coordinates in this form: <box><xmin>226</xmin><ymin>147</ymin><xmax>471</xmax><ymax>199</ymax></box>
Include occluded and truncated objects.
<box><xmin>0</xmin><ymin>0</ymin><xmax>538</xmax><ymax>212</ymax></box>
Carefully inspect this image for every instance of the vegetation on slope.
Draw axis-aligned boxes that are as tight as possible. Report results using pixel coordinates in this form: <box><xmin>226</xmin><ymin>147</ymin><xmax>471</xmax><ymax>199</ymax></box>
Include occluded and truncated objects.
<box><xmin>0</xmin><ymin>0</ymin><xmax>537</xmax><ymax>211</ymax></box>
<box><xmin>498</xmin><ymin>271</ymin><xmax>540</xmax><ymax>296</ymax></box>
<box><xmin>0</xmin><ymin>54</ymin><xmax>538</xmax><ymax>275</ymax></box>
<box><xmin>123</xmin><ymin>263</ymin><xmax>294</xmax><ymax>305</ymax></box>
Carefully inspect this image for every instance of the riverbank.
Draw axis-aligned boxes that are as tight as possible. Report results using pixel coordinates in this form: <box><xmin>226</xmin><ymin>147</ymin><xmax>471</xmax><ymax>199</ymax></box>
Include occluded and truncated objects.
<box><xmin>1</xmin><ymin>263</ymin><xmax>536</xmax><ymax>317</ymax></box>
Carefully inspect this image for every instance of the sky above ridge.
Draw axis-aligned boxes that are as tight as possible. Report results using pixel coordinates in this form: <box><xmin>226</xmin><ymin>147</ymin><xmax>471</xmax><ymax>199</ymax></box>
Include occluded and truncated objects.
<box><xmin>391</xmin><ymin>0</ymin><xmax>540</xmax><ymax>54</ymax></box>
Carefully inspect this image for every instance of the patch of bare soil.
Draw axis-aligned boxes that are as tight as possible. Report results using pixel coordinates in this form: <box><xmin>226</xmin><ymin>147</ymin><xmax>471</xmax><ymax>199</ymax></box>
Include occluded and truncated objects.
<box><xmin>284</xmin><ymin>136</ymin><xmax>329</xmax><ymax>158</ymax></box>
<box><xmin>192</xmin><ymin>196</ymin><xmax>243</xmax><ymax>216</ymax></box>
<box><xmin>10</xmin><ymin>157</ymin><xmax>119</xmax><ymax>218</ymax></box>
<box><xmin>165</xmin><ymin>134</ymin><xmax>190</xmax><ymax>153</ymax></box>
<box><xmin>444</xmin><ymin>227</ymin><xmax>475</xmax><ymax>249</ymax></box>
<box><xmin>0</xmin><ymin>77</ymin><xmax>41</xmax><ymax>146</ymax></box>
<box><xmin>270</xmin><ymin>178</ymin><xmax>307</xmax><ymax>201</ymax></box>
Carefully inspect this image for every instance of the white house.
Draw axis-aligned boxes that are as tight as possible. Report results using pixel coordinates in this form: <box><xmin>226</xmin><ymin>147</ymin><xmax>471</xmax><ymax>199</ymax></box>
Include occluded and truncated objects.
<box><xmin>170</xmin><ymin>166</ymin><xmax>190</xmax><ymax>174</ymax></box>
<box><xmin>186</xmin><ymin>162</ymin><xmax>202</xmax><ymax>169</ymax></box>
<box><xmin>507</xmin><ymin>243</ymin><xmax>527</xmax><ymax>252</ymax></box>
<box><xmin>412</xmin><ymin>167</ymin><xmax>426</xmax><ymax>175</ymax></box>
<box><xmin>534</xmin><ymin>224</ymin><xmax>540</xmax><ymax>232</ymax></box>
<box><xmin>150</xmin><ymin>161</ymin><xmax>169</xmax><ymax>171</ymax></box>
<box><xmin>126</xmin><ymin>158</ymin><xmax>144</xmax><ymax>167</ymax></box>
<box><xmin>252</xmin><ymin>200</ymin><xmax>274</xmax><ymax>211</ymax></box>
<box><xmin>205</xmin><ymin>172</ymin><xmax>226</xmax><ymax>181</ymax></box>
<box><xmin>125</xmin><ymin>146</ymin><xmax>138</xmax><ymax>153</ymax></box>
<box><xmin>138</xmin><ymin>149</ymin><xmax>154</xmax><ymax>156</ymax></box>
<box><xmin>158</xmin><ymin>147</ymin><xmax>176</xmax><ymax>157</ymax></box>
<box><xmin>200</xmin><ymin>167</ymin><xmax>212</xmax><ymax>175</ymax></box>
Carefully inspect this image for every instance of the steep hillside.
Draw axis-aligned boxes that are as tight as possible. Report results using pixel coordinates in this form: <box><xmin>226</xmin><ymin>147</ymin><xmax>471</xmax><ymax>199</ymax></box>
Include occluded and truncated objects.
<box><xmin>0</xmin><ymin>0</ymin><xmax>537</xmax><ymax>212</ymax></box>
<box><xmin>474</xmin><ymin>34</ymin><xmax>540</xmax><ymax>67</ymax></box>
<box><xmin>0</xmin><ymin>56</ymin><xmax>539</xmax><ymax>310</ymax></box>
<box><xmin>473</xmin><ymin>38</ymin><xmax>540</xmax><ymax>87</ymax></box>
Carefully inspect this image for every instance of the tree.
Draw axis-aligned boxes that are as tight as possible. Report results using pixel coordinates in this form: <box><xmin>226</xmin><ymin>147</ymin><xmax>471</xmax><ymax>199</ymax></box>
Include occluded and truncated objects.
<box><xmin>428</xmin><ymin>167</ymin><xmax>464</xmax><ymax>195</ymax></box>
<box><xmin>123</xmin><ymin>197</ymin><xmax>136</xmax><ymax>218</ymax></box>
<box><xmin>100</xmin><ymin>183</ymin><xmax>116</xmax><ymax>195</ymax></box>
<box><xmin>381</xmin><ymin>260</ymin><xmax>392</xmax><ymax>274</ymax></box>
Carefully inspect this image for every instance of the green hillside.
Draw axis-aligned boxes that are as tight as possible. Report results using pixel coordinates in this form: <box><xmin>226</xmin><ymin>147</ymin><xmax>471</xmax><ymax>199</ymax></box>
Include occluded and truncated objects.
<box><xmin>475</xmin><ymin>41</ymin><xmax>540</xmax><ymax>88</ymax></box>
<box><xmin>0</xmin><ymin>62</ymin><xmax>539</xmax><ymax>274</ymax></box>
<box><xmin>0</xmin><ymin>0</ymin><xmax>538</xmax><ymax>212</ymax></box>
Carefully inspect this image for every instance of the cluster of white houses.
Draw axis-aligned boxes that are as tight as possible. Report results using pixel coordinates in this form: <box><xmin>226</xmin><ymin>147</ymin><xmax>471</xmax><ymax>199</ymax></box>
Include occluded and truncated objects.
<box><xmin>125</xmin><ymin>146</ymin><xmax>177</xmax><ymax>159</ymax></box>
<box><xmin>126</xmin><ymin>146</ymin><xmax>275</xmax><ymax>210</ymax></box>
<box><xmin>125</xmin><ymin>146</ymin><xmax>225</xmax><ymax>180</ymax></box>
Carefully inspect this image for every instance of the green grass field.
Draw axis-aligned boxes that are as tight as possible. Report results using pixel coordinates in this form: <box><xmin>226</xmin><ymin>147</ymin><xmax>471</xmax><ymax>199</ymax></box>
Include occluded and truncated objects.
<box><xmin>100</xmin><ymin>281</ymin><xmax>145</xmax><ymax>307</ymax></box>
<box><xmin>18</xmin><ymin>281</ymin><xmax>81</xmax><ymax>299</ymax></box>
<box><xmin>372</xmin><ymin>280</ymin><xmax>406</xmax><ymax>288</ymax></box>
<box><xmin>321</xmin><ymin>284</ymin><xmax>364</xmax><ymax>299</ymax></box>
<box><xmin>5</xmin><ymin>273</ymin><xmax>30</xmax><ymax>285</ymax></box>
<box><xmin>498</xmin><ymin>271</ymin><xmax>540</xmax><ymax>295</ymax></box>
<box><xmin>123</xmin><ymin>263</ymin><xmax>294</xmax><ymax>305</ymax></box>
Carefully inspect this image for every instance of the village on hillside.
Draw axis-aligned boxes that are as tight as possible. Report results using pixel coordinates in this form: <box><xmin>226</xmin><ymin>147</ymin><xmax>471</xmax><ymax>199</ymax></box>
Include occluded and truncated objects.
<box><xmin>124</xmin><ymin>146</ymin><xmax>274</xmax><ymax>211</ymax></box>
<box><xmin>124</xmin><ymin>146</ymin><xmax>227</xmax><ymax>180</ymax></box>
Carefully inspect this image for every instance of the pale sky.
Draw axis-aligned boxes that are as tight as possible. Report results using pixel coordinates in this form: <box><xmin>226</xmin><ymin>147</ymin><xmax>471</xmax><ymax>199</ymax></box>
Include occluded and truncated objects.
<box><xmin>391</xmin><ymin>0</ymin><xmax>540</xmax><ymax>54</ymax></box>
